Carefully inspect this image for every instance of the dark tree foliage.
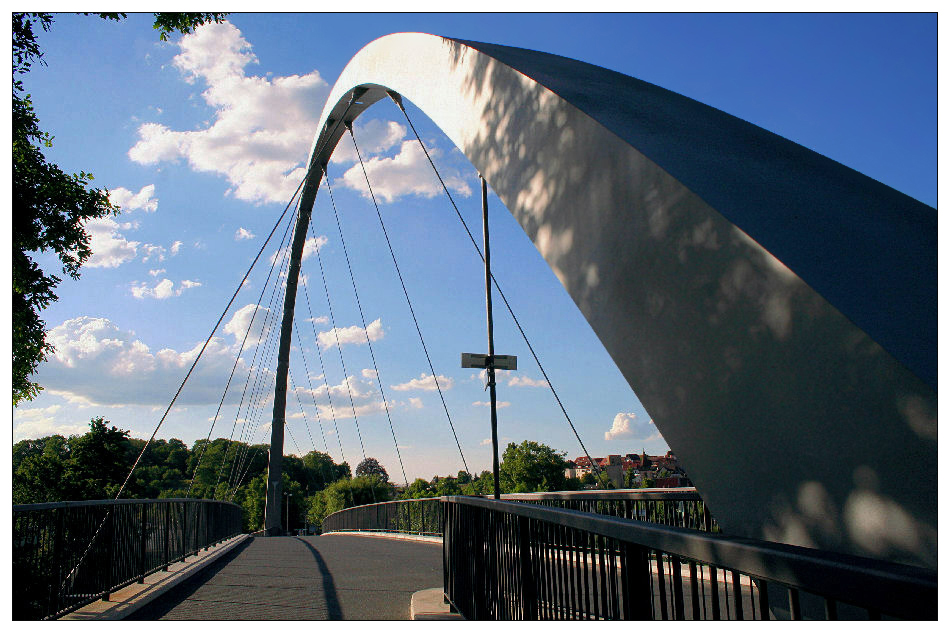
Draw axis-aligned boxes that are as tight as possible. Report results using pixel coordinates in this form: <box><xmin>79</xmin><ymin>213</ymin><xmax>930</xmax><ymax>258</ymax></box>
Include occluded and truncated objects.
<box><xmin>355</xmin><ymin>457</ymin><xmax>389</xmax><ymax>484</ymax></box>
<box><xmin>499</xmin><ymin>440</ymin><xmax>570</xmax><ymax>493</ymax></box>
<box><xmin>12</xmin><ymin>420</ymin><xmax>348</xmax><ymax>533</ymax></box>
<box><xmin>11</xmin><ymin>11</ymin><xmax>227</xmax><ymax>405</ymax></box>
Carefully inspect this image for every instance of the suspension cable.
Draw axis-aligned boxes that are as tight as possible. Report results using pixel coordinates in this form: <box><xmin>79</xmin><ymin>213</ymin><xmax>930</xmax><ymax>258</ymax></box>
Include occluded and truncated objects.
<box><xmin>323</xmin><ymin>155</ymin><xmax>408</xmax><ymax>487</ymax></box>
<box><xmin>59</xmin><ymin>171</ymin><xmax>308</xmax><ymax>593</ymax></box>
<box><xmin>227</xmin><ymin>228</ymin><xmax>296</xmax><ymax>497</ymax></box>
<box><xmin>298</xmin><ymin>261</ymin><xmax>347</xmax><ymax>465</ymax></box>
<box><xmin>393</xmin><ymin>97</ymin><xmax>607</xmax><ymax>487</ymax></box>
<box><xmin>288</xmin><ymin>365</ymin><xmax>321</xmax><ymax>453</ymax></box>
<box><xmin>310</xmin><ymin>207</ymin><xmax>374</xmax><ymax>502</ymax></box>
<box><xmin>197</xmin><ymin>194</ymin><xmax>299</xmax><ymax>499</ymax></box>
<box><xmin>343</xmin><ymin>129</ymin><xmax>471</xmax><ymax>478</ymax></box>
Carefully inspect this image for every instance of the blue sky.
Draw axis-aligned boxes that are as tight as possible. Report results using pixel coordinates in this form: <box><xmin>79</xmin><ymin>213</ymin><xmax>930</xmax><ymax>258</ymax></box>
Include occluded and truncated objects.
<box><xmin>12</xmin><ymin>13</ymin><xmax>936</xmax><ymax>484</ymax></box>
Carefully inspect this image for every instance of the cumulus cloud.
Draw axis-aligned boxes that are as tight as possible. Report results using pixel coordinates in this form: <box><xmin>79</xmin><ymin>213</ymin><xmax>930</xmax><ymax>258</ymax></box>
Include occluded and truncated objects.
<box><xmin>408</xmin><ymin>397</ymin><xmax>423</xmax><ymax>409</ymax></box>
<box><xmin>269</xmin><ymin>234</ymin><xmax>327</xmax><ymax>265</ymax></box>
<box><xmin>108</xmin><ymin>184</ymin><xmax>158</xmax><ymax>212</ymax></box>
<box><xmin>306</xmin><ymin>315</ymin><xmax>329</xmax><ymax>325</ymax></box>
<box><xmin>13</xmin><ymin>405</ymin><xmax>89</xmax><ymax>441</ymax></box>
<box><xmin>130</xmin><ymin>278</ymin><xmax>201</xmax><ymax>300</ymax></box>
<box><xmin>604</xmin><ymin>412</ymin><xmax>661</xmax><ymax>441</ymax></box>
<box><xmin>141</xmin><ymin>244</ymin><xmax>167</xmax><ymax>262</ymax></box>
<box><xmin>473</xmin><ymin>401</ymin><xmax>510</xmax><ymax>408</ymax></box>
<box><xmin>84</xmin><ymin>217</ymin><xmax>140</xmax><ymax>268</ymax></box>
<box><xmin>170</xmin><ymin>241</ymin><xmax>183</xmax><ymax>255</ymax></box>
<box><xmin>35</xmin><ymin>316</ymin><xmax>263</xmax><ymax>406</ymax></box>
<box><xmin>235</xmin><ymin>227</ymin><xmax>255</xmax><ymax>240</ymax></box>
<box><xmin>127</xmin><ymin>22</ymin><xmax>330</xmax><ymax>205</ymax></box>
<box><xmin>330</xmin><ymin>118</ymin><xmax>406</xmax><ymax>164</ymax></box>
<box><xmin>298</xmin><ymin>375</ymin><xmax>371</xmax><ymax>401</ymax></box>
<box><xmin>317</xmin><ymin>318</ymin><xmax>384</xmax><ymax>349</ymax></box>
<box><xmin>335</xmin><ymin>140</ymin><xmax>471</xmax><ymax>203</ymax></box>
<box><xmin>224</xmin><ymin>303</ymin><xmax>272</xmax><ymax>346</ymax></box>
<box><xmin>361</xmin><ymin>368</ymin><xmax>377</xmax><ymax>379</ymax></box>
<box><xmin>302</xmin><ymin>235</ymin><xmax>328</xmax><ymax>260</ymax></box>
<box><xmin>148</xmin><ymin>268</ymin><xmax>166</xmax><ymax>277</ymax></box>
<box><xmin>390</xmin><ymin>373</ymin><xmax>454</xmax><ymax>392</ymax></box>
<box><xmin>508</xmin><ymin>375</ymin><xmax>548</xmax><ymax>388</ymax></box>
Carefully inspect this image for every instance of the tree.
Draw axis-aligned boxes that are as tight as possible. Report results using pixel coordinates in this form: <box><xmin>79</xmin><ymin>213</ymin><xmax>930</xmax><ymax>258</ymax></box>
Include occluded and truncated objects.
<box><xmin>498</xmin><ymin>440</ymin><xmax>569</xmax><ymax>493</ymax></box>
<box><xmin>12</xmin><ymin>12</ymin><xmax>226</xmax><ymax>405</ymax></box>
<box><xmin>355</xmin><ymin>457</ymin><xmax>389</xmax><ymax>484</ymax></box>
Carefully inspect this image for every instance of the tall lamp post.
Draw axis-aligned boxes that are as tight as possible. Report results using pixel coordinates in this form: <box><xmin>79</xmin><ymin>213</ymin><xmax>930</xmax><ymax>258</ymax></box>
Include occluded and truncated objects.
<box><xmin>283</xmin><ymin>492</ymin><xmax>293</xmax><ymax>535</ymax></box>
<box><xmin>461</xmin><ymin>176</ymin><xmax>517</xmax><ymax>500</ymax></box>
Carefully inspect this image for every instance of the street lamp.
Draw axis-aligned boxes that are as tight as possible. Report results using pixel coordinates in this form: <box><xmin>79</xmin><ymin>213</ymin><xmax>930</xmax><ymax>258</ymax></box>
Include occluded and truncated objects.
<box><xmin>283</xmin><ymin>492</ymin><xmax>293</xmax><ymax>535</ymax></box>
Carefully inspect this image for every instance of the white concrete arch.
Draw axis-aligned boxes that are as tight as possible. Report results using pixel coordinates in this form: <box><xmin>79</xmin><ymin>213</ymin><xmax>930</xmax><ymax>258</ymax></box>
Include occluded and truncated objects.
<box><xmin>284</xmin><ymin>33</ymin><xmax>935</xmax><ymax>567</ymax></box>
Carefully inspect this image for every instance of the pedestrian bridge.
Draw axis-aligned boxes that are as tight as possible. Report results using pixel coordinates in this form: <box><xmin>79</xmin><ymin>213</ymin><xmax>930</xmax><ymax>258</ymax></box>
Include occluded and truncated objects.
<box><xmin>13</xmin><ymin>492</ymin><xmax>936</xmax><ymax>620</ymax></box>
<box><xmin>12</xmin><ymin>32</ymin><xmax>935</xmax><ymax>621</ymax></box>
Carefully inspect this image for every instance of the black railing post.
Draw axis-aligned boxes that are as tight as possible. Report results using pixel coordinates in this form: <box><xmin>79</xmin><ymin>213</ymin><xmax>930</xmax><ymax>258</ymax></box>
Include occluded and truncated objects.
<box><xmin>52</xmin><ymin>507</ymin><xmax>66</xmax><ymax>616</ymax></box>
<box><xmin>519</xmin><ymin>515</ymin><xmax>537</xmax><ymax>619</ymax></box>
<box><xmin>102</xmin><ymin>509</ymin><xmax>114</xmax><ymax>601</ymax></box>
<box><xmin>163</xmin><ymin>503</ymin><xmax>170</xmax><ymax>571</ymax></box>
<box><xmin>138</xmin><ymin>503</ymin><xmax>147</xmax><ymax>582</ymax></box>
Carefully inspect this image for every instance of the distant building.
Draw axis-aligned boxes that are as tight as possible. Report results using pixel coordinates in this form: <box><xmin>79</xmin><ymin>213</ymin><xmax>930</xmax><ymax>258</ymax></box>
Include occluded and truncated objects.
<box><xmin>565</xmin><ymin>449</ymin><xmax>689</xmax><ymax>488</ymax></box>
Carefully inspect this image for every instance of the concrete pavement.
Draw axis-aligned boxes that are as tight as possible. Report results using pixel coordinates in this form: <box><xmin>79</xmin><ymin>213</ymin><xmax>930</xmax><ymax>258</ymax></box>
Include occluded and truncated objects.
<box><xmin>125</xmin><ymin>534</ymin><xmax>444</xmax><ymax>620</ymax></box>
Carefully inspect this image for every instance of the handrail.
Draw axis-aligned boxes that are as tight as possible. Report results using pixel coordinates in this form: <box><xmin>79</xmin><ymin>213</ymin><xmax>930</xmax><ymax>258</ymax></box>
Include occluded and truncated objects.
<box><xmin>13</xmin><ymin>498</ymin><xmax>244</xmax><ymax>620</ymax></box>
<box><xmin>13</xmin><ymin>497</ymin><xmax>234</xmax><ymax>511</ymax></box>
<box><xmin>443</xmin><ymin>496</ymin><xmax>936</xmax><ymax>620</ymax></box>
<box><xmin>321</xmin><ymin>488</ymin><xmax>714</xmax><ymax>536</ymax></box>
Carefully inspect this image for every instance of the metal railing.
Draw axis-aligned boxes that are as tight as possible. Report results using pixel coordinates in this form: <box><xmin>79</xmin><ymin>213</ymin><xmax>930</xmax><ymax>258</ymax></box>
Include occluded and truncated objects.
<box><xmin>12</xmin><ymin>498</ymin><xmax>243</xmax><ymax>620</ymax></box>
<box><xmin>322</xmin><ymin>498</ymin><xmax>443</xmax><ymax>535</ymax></box>
<box><xmin>497</xmin><ymin>488</ymin><xmax>716</xmax><ymax>532</ymax></box>
<box><xmin>320</xmin><ymin>488</ymin><xmax>715</xmax><ymax>537</ymax></box>
<box><xmin>442</xmin><ymin>497</ymin><xmax>937</xmax><ymax>620</ymax></box>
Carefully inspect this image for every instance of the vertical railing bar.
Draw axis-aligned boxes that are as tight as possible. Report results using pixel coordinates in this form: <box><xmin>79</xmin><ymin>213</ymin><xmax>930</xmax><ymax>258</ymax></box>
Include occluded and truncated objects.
<box><xmin>672</xmin><ymin>554</ymin><xmax>685</xmax><ymax>620</ymax></box>
<box><xmin>756</xmin><ymin>579</ymin><xmax>770</xmax><ymax>621</ymax></box>
<box><xmin>731</xmin><ymin>570</ymin><xmax>744</xmax><ymax>620</ymax></box>
<box><xmin>788</xmin><ymin>588</ymin><xmax>802</xmax><ymax>621</ymax></box>
<box><xmin>688</xmin><ymin>560</ymin><xmax>700</xmax><ymax>620</ymax></box>
<box><xmin>824</xmin><ymin>597</ymin><xmax>838</xmax><ymax>620</ymax></box>
<box><xmin>655</xmin><ymin>550</ymin><xmax>669</xmax><ymax>620</ymax></box>
<box><xmin>709</xmin><ymin>565</ymin><xmax>720</xmax><ymax>620</ymax></box>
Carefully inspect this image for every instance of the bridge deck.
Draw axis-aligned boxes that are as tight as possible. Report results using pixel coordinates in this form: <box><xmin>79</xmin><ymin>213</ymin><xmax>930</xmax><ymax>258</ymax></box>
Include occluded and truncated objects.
<box><xmin>127</xmin><ymin>534</ymin><xmax>443</xmax><ymax>620</ymax></box>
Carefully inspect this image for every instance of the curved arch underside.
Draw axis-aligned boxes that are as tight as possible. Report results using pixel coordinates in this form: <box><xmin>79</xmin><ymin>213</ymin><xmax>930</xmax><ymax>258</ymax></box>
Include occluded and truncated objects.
<box><xmin>299</xmin><ymin>34</ymin><xmax>936</xmax><ymax>567</ymax></box>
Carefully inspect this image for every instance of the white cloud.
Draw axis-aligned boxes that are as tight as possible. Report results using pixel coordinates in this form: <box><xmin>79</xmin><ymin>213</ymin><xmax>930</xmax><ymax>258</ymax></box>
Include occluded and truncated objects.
<box><xmin>408</xmin><ymin>397</ymin><xmax>423</xmax><ymax>409</ymax></box>
<box><xmin>141</xmin><ymin>243</ymin><xmax>166</xmax><ymax>262</ymax></box>
<box><xmin>361</xmin><ymin>368</ymin><xmax>377</xmax><ymax>379</ymax></box>
<box><xmin>84</xmin><ymin>217</ymin><xmax>140</xmax><ymax>268</ymax></box>
<box><xmin>235</xmin><ymin>227</ymin><xmax>255</xmax><ymax>240</ymax></box>
<box><xmin>335</xmin><ymin>140</ymin><xmax>471</xmax><ymax>203</ymax></box>
<box><xmin>148</xmin><ymin>268</ymin><xmax>166</xmax><ymax>277</ymax></box>
<box><xmin>108</xmin><ymin>184</ymin><xmax>158</xmax><ymax>212</ymax></box>
<box><xmin>330</xmin><ymin>119</ymin><xmax>406</xmax><ymax>164</ymax></box>
<box><xmin>35</xmin><ymin>316</ymin><xmax>262</xmax><ymax>406</ymax></box>
<box><xmin>473</xmin><ymin>401</ymin><xmax>510</xmax><ymax>408</ymax></box>
<box><xmin>604</xmin><ymin>412</ymin><xmax>661</xmax><ymax>441</ymax></box>
<box><xmin>479</xmin><ymin>438</ymin><xmax>493</xmax><ymax>446</ymax></box>
<box><xmin>130</xmin><ymin>278</ymin><xmax>201</xmax><ymax>300</ymax></box>
<box><xmin>508</xmin><ymin>375</ymin><xmax>548</xmax><ymax>388</ymax></box>
<box><xmin>128</xmin><ymin>22</ymin><xmax>330</xmax><ymax>205</ymax></box>
<box><xmin>306</xmin><ymin>315</ymin><xmax>329</xmax><ymax>325</ymax></box>
<box><xmin>390</xmin><ymin>372</ymin><xmax>454</xmax><ymax>392</ymax></box>
<box><xmin>302</xmin><ymin>235</ymin><xmax>327</xmax><ymax>260</ymax></box>
<box><xmin>224</xmin><ymin>303</ymin><xmax>272</xmax><ymax>346</ymax></box>
<box><xmin>13</xmin><ymin>405</ymin><xmax>89</xmax><ymax>441</ymax></box>
<box><xmin>317</xmin><ymin>318</ymin><xmax>384</xmax><ymax>349</ymax></box>
<box><xmin>170</xmin><ymin>240</ymin><xmax>183</xmax><ymax>255</ymax></box>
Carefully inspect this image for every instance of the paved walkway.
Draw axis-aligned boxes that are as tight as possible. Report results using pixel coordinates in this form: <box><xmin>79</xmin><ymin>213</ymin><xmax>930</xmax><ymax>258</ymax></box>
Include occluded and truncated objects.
<box><xmin>127</xmin><ymin>534</ymin><xmax>443</xmax><ymax>620</ymax></box>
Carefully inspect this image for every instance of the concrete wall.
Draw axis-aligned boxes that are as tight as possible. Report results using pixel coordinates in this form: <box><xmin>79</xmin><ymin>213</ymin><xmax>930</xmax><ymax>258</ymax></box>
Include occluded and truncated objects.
<box><xmin>300</xmin><ymin>33</ymin><xmax>936</xmax><ymax>568</ymax></box>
